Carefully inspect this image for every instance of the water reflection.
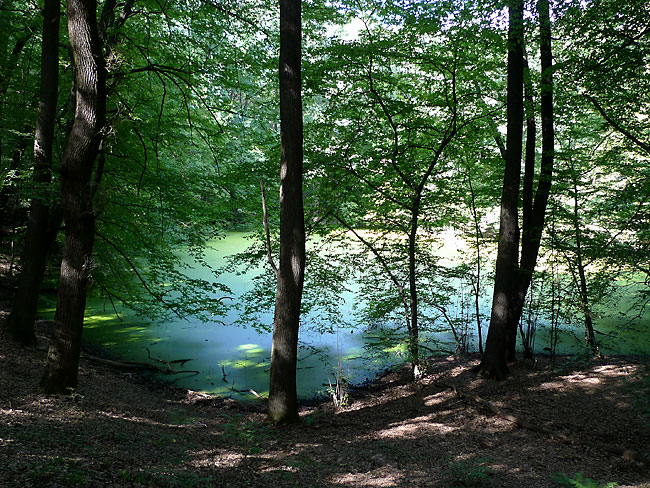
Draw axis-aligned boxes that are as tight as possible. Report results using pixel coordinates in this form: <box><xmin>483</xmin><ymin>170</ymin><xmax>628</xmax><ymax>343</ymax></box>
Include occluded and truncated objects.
<box><xmin>80</xmin><ymin>232</ymin><xmax>650</xmax><ymax>399</ymax></box>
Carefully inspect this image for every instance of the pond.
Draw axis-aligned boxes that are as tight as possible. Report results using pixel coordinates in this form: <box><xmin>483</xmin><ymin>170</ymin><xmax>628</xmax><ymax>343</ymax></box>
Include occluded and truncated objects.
<box><xmin>55</xmin><ymin>232</ymin><xmax>650</xmax><ymax>400</ymax></box>
<box><xmin>80</xmin><ymin>232</ymin><xmax>405</xmax><ymax>400</ymax></box>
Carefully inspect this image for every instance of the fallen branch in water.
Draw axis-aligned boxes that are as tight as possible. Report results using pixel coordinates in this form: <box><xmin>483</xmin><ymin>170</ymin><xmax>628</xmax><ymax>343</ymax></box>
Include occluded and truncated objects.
<box><xmin>230</xmin><ymin>387</ymin><xmax>265</xmax><ymax>401</ymax></box>
<box><xmin>81</xmin><ymin>349</ymin><xmax>199</xmax><ymax>376</ymax></box>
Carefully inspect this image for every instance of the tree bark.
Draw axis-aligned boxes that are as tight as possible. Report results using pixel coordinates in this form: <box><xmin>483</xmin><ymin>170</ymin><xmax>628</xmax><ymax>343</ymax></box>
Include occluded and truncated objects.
<box><xmin>478</xmin><ymin>0</ymin><xmax>554</xmax><ymax>378</ymax></box>
<box><xmin>267</xmin><ymin>0</ymin><xmax>305</xmax><ymax>424</ymax></box>
<box><xmin>509</xmin><ymin>0</ymin><xmax>554</xmax><ymax>360</ymax></box>
<box><xmin>476</xmin><ymin>0</ymin><xmax>525</xmax><ymax>379</ymax></box>
<box><xmin>6</xmin><ymin>0</ymin><xmax>60</xmax><ymax>346</ymax></box>
<box><xmin>516</xmin><ymin>55</ymin><xmax>537</xmax><ymax>360</ymax></box>
<box><xmin>408</xmin><ymin>209</ymin><xmax>420</xmax><ymax>375</ymax></box>
<box><xmin>41</xmin><ymin>0</ymin><xmax>106</xmax><ymax>394</ymax></box>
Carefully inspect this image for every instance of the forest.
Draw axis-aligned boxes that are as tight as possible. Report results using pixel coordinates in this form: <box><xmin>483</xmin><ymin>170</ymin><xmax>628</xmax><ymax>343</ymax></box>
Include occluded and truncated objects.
<box><xmin>1</xmin><ymin>0</ymin><xmax>649</xmax><ymax>486</ymax></box>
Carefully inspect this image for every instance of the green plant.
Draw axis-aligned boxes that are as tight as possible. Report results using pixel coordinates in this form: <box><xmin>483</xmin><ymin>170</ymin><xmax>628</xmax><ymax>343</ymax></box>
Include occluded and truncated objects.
<box><xmin>443</xmin><ymin>457</ymin><xmax>492</xmax><ymax>487</ymax></box>
<box><xmin>553</xmin><ymin>472</ymin><xmax>618</xmax><ymax>488</ymax></box>
<box><xmin>327</xmin><ymin>367</ymin><xmax>349</xmax><ymax>408</ymax></box>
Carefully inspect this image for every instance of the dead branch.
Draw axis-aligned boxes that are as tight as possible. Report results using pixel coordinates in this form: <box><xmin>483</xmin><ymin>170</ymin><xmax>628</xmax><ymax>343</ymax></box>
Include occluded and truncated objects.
<box><xmin>81</xmin><ymin>350</ymin><xmax>199</xmax><ymax>376</ymax></box>
<box><xmin>230</xmin><ymin>387</ymin><xmax>266</xmax><ymax>401</ymax></box>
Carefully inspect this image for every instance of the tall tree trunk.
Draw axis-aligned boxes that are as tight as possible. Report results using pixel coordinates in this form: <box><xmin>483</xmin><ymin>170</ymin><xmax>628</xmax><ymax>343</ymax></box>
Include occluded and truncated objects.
<box><xmin>476</xmin><ymin>0</ymin><xmax>525</xmax><ymax>379</ymax></box>
<box><xmin>6</xmin><ymin>0</ymin><xmax>60</xmax><ymax>346</ymax></box>
<box><xmin>509</xmin><ymin>0</ymin><xmax>555</xmax><ymax>360</ymax></box>
<box><xmin>41</xmin><ymin>0</ymin><xmax>106</xmax><ymax>394</ymax></box>
<box><xmin>514</xmin><ymin>56</ymin><xmax>537</xmax><ymax>360</ymax></box>
<box><xmin>267</xmin><ymin>0</ymin><xmax>305</xmax><ymax>424</ymax></box>
<box><xmin>478</xmin><ymin>0</ymin><xmax>554</xmax><ymax>378</ymax></box>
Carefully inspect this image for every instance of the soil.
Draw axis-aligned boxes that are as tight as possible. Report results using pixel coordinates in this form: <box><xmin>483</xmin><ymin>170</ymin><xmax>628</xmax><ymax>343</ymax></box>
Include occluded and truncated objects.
<box><xmin>1</xmin><ymin>283</ymin><xmax>650</xmax><ymax>486</ymax></box>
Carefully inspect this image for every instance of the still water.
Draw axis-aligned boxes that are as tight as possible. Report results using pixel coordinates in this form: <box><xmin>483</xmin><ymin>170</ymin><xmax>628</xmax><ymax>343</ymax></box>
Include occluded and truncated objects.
<box><xmin>82</xmin><ymin>233</ymin><xmax>403</xmax><ymax>400</ymax></box>
<box><xmin>78</xmin><ymin>232</ymin><xmax>649</xmax><ymax>400</ymax></box>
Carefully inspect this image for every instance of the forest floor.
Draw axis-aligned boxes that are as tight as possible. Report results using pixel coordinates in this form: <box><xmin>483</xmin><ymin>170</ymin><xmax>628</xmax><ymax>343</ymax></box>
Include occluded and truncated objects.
<box><xmin>1</xmin><ymin>280</ymin><xmax>650</xmax><ymax>486</ymax></box>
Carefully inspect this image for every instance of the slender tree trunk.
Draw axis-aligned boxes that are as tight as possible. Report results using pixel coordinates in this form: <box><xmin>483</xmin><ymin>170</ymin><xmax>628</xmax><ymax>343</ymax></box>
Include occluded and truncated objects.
<box><xmin>478</xmin><ymin>0</ymin><xmax>554</xmax><ymax>377</ymax></box>
<box><xmin>6</xmin><ymin>0</ymin><xmax>60</xmax><ymax>346</ymax></box>
<box><xmin>267</xmin><ymin>0</ymin><xmax>305</xmax><ymax>424</ymax></box>
<box><xmin>408</xmin><ymin>209</ymin><xmax>419</xmax><ymax>376</ymax></box>
<box><xmin>466</xmin><ymin>172</ymin><xmax>483</xmax><ymax>355</ymax></box>
<box><xmin>516</xmin><ymin>56</ymin><xmax>537</xmax><ymax>360</ymax></box>
<box><xmin>576</xmin><ymin>258</ymin><xmax>597</xmax><ymax>354</ymax></box>
<box><xmin>476</xmin><ymin>0</ymin><xmax>525</xmax><ymax>379</ymax></box>
<box><xmin>569</xmin><ymin>176</ymin><xmax>598</xmax><ymax>354</ymax></box>
<box><xmin>41</xmin><ymin>0</ymin><xmax>106</xmax><ymax>394</ymax></box>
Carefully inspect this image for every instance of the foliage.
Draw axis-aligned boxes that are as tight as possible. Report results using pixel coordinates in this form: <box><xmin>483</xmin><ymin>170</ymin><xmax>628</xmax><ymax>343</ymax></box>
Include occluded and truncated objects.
<box><xmin>443</xmin><ymin>457</ymin><xmax>492</xmax><ymax>487</ymax></box>
<box><xmin>1</xmin><ymin>0</ymin><xmax>649</xmax><ymax>390</ymax></box>
<box><xmin>553</xmin><ymin>472</ymin><xmax>618</xmax><ymax>488</ymax></box>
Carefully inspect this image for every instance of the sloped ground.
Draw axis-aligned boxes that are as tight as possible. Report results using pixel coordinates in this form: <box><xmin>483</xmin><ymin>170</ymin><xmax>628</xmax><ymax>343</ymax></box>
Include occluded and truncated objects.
<box><xmin>1</xmin><ymin>302</ymin><xmax>649</xmax><ymax>488</ymax></box>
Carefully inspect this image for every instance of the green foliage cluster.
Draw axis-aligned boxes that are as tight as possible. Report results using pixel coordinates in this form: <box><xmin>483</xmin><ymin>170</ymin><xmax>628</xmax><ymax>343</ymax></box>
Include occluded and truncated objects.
<box><xmin>443</xmin><ymin>457</ymin><xmax>493</xmax><ymax>487</ymax></box>
<box><xmin>553</xmin><ymin>472</ymin><xmax>618</xmax><ymax>488</ymax></box>
<box><xmin>2</xmin><ymin>0</ymin><xmax>649</xmax><ymax>364</ymax></box>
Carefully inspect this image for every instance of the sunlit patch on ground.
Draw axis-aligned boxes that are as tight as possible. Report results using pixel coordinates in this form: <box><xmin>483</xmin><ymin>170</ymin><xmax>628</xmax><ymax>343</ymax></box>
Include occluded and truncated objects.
<box><xmin>423</xmin><ymin>390</ymin><xmax>448</xmax><ymax>406</ymax></box>
<box><xmin>378</xmin><ymin>415</ymin><xmax>459</xmax><ymax>439</ymax></box>
<box><xmin>329</xmin><ymin>467</ymin><xmax>403</xmax><ymax>486</ymax></box>
<box><xmin>188</xmin><ymin>449</ymin><xmax>246</xmax><ymax>468</ymax></box>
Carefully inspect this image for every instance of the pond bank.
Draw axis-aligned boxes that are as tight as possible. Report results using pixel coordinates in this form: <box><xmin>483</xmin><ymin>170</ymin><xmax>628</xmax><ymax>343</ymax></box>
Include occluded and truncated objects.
<box><xmin>2</xmin><ymin>300</ymin><xmax>649</xmax><ymax>487</ymax></box>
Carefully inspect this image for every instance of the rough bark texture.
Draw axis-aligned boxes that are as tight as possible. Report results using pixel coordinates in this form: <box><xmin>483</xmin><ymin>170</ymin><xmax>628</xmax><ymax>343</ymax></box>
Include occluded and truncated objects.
<box><xmin>41</xmin><ymin>0</ymin><xmax>106</xmax><ymax>394</ymax></box>
<box><xmin>267</xmin><ymin>0</ymin><xmax>305</xmax><ymax>424</ymax></box>
<box><xmin>476</xmin><ymin>0</ymin><xmax>525</xmax><ymax>379</ymax></box>
<box><xmin>6</xmin><ymin>0</ymin><xmax>60</xmax><ymax>346</ymax></box>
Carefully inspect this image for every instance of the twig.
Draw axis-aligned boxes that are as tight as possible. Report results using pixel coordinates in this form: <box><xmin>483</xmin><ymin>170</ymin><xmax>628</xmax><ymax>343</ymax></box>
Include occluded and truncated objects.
<box><xmin>260</xmin><ymin>179</ymin><xmax>278</xmax><ymax>276</ymax></box>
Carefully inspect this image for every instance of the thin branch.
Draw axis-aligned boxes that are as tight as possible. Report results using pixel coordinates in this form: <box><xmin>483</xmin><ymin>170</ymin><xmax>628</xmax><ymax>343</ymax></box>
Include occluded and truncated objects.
<box><xmin>95</xmin><ymin>231</ymin><xmax>184</xmax><ymax>318</ymax></box>
<box><xmin>585</xmin><ymin>94</ymin><xmax>650</xmax><ymax>155</ymax></box>
<box><xmin>260</xmin><ymin>179</ymin><xmax>278</xmax><ymax>276</ymax></box>
<box><xmin>330</xmin><ymin>212</ymin><xmax>412</xmax><ymax>334</ymax></box>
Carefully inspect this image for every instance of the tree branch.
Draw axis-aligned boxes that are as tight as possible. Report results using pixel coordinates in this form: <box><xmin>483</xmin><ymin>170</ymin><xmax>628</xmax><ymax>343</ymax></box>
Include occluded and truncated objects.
<box><xmin>585</xmin><ymin>94</ymin><xmax>650</xmax><ymax>155</ymax></box>
<box><xmin>260</xmin><ymin>179</ymin><xmax>278</xmax><ymax>276</ymax></box>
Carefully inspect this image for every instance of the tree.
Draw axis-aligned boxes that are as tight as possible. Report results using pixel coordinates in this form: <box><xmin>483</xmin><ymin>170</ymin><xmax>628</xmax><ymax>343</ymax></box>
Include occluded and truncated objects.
<box><xmin>476</xmin><ymin>0</ymin><xmax>525</xmax><ymax>379</ymax></box>
<box><xmin>266</xmin><ymin>0</ymin><xmax>305</xmax><ymax>424</ymax></box>
<box><xmin>5</xmin><ymin>0</ymin><xmax>60</xmax><ymax>346</ymax></box>
<box><xmin>0</xmin><ymin>2</ymin><xmax>39</xmax><ymax>242</ymax></box>
<box><xmin>41</xmin><ymin>0</ymin><xmax>106</xmax><ymax>393</ymax></box>
<box><xmin>477</xmin><ymin>0</ymin><xmax>554</xmax><ymax>378</ymax></box>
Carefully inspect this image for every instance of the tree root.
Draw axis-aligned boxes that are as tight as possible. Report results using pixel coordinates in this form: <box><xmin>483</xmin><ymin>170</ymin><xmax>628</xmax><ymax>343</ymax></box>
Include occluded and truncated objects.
<box><xmin>439</xmin><ymin>380</ymin><xmax>647</xmax><ymax>464</ymax></box>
